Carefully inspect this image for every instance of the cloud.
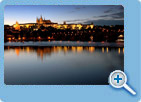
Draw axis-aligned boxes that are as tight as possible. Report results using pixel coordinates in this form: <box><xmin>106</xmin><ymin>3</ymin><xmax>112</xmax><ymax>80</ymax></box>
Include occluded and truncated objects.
<box><xmin>95</xmin><ymin>5</ymin><xmax>124</xmax><ymax>21</ymax></box>
<box><xmin>67</xmin><ymin>6</ymin><xmax>87</xmax><ymax>13</ymax></box>
<box><xmin>65</xmin><ymin>17</ymin><xmax>124</xmax><ymax>25</ymax></box>
<box><xmin>104</xmin><ymin>5</ymin><xmax>124</xmax><ymax>14</ymax></box>
<box><xmin>111</xmin><ymin>12</ymin><xmax>124</xmax><ymax>19</ymax></box>
<box><xmin>65</xmin><ymin>18</ymin><xmax>89</xmax><ymax>23</ymax></box>
<box><xmin>104</xmin><ymin>9</ymin><xmax>113</xmax><ymax>13</ymax></box>
<box><xmin>95</xmin><ymin>11</ymin><xmax>124</xmax><ymax>20</ymax></box>
<box><xmin>66</xmin><ymin>5</ymin><xmax>124</xmax><ymax>25</ymax></box>
<box><xmin>83</xmin><ymin>19</ymin><xmax>124</xmax><ymax>26</ymax></box>
<box><xmin>99</xmin><ymin>15</ymin><xmax>109</xmax><ymax>18</ymax></box>
<box><xmin>91</xmin><ymin>11</ymin><xmax>124</xmax><ymax>25</ymax></box>
<box><xmin>65</xmin><ymin>11</ymin><xmax>124</xmax><ymax>25</ymax></box>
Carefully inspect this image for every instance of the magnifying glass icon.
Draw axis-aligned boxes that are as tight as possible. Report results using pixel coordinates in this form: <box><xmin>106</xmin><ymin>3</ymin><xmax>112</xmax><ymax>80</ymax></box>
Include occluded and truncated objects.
<box><xmin>109</xmin><ymin>70</ymin><xmax>136</xmax><ymax>95</ymax></box>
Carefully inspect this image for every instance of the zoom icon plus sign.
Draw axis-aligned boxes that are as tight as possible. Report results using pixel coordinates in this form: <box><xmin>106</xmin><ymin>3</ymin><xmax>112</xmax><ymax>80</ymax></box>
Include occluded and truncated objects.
<box><xmin>114</xmin><ymin>75</ymin><xmax>122</xmax><ymax>83</ymax></box>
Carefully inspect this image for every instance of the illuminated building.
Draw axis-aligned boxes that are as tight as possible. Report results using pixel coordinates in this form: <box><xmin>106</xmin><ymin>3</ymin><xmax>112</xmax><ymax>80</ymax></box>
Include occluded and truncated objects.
<box><xmin>13</xmin><ymin>15</ymin><xmax>94</xmax><ymax>30</ymax></box>
<box><xmin>13</xmin><ymin>21</ymin><xmax>21</xmax><ymax>30</ymax></box>
<box><xmin>116</xmin><ymin>34</ymin><xmax>124</xmax><ymax>42</ymax></box>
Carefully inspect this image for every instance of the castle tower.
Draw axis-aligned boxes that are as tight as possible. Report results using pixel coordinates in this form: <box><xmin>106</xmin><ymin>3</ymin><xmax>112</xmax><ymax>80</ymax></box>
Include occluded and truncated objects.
<box><xmin>36</xmin><ymin>17</ymin><xmax>39</xmax><ymax>24</ymax></box>
<box><xmin>40</xmin><ymin>15</ymin><xmax>43</xmax><ymax>24</ymax></box>
<box><xmin>90</xmin><ymin>22</ymin><xmax>94</xmax><ymax>29</ymax></box>
<box><xmin>16</xmin><ymin>21</ymin><xmax>19</xmax><ymax>25</ymax></box>
<box><xmin>13</xmin><ymin>21</ymin><xmax>20</xmax><ymax>30</ymax></box>
<box><xmin>64</xmin><ymin>21</ymin><xmax>66</xmax><ymax>25</ymax></box>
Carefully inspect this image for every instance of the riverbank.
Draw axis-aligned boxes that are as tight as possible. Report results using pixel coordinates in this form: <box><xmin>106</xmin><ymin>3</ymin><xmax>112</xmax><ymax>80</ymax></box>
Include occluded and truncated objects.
<box><xmin>4</xmin><ymin>41</ymin><xmax>124</xmax><ymax>47</ymax></box>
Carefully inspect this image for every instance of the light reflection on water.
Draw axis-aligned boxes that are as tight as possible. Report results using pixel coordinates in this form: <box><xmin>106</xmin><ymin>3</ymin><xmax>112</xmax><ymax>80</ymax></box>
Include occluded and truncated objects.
<box><xmin>4</xmin><ymin>46</ymin><xmax>124</xmax><ymax>85</ymax></box>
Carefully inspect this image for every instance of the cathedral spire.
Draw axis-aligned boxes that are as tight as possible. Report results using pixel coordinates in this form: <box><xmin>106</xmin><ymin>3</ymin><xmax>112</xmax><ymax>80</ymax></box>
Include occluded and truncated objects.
<box><xmin>40</xmin><ymin>15</ymin><xmax>43</xmax><ymax>24</ymax></box>
<box><xmin>40</xmin><ymin>15</ymin><xmax>43</xmax><ymax>19</ymax></box>
<box><xmin>36</xmin><ymin>17</ymin><xmax>39</xmax><ymax>23</ymax></box>
<box><xmin>16</xmin><ymin>21</ymin><xmax>19</xmax><ymax>25</ymax></box>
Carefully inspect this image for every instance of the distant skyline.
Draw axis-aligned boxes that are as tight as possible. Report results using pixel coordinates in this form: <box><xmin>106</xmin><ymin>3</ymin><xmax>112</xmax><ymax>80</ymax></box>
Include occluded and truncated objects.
<box><xmin>4</xmin><ymin>5</ymin><xmax>124</xmax><ymax>26</ymax></box>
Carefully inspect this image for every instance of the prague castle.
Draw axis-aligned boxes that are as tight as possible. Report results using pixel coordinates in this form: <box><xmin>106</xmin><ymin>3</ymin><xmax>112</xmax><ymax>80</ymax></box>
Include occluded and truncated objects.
<box><xmin>13</xmin><ymin>15</ymin><xmax>94</xmax><ymax>30</ymax></box>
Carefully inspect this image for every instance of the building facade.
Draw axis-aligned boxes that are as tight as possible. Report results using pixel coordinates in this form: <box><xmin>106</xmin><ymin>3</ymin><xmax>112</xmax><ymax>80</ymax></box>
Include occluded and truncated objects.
<box><xmin>13</xmin><ymin>16</ymin><xmax>94</xmax><ymax>31</ymax></box>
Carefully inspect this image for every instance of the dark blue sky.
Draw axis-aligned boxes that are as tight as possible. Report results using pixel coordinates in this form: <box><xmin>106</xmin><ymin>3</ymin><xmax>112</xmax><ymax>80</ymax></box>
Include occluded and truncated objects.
<box><xmin>4</xmin><ymin>5</ymin><xmax>124</xmax><ymax>26</ymax></box>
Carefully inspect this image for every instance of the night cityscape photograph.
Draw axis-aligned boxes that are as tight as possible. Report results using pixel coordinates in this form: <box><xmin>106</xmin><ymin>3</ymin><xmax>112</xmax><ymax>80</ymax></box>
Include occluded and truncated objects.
<box><xmin>4</xmin><ymin>5</ymin><xmax>124</xmax><ymax>85</ymax></box>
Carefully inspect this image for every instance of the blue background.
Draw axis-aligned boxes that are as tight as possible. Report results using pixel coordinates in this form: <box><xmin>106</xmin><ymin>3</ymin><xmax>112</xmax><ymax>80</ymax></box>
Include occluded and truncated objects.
<box><xmin>0</xmin><ymin>0</ymin><xmax>140</xmax><ymax>102</ymax></box>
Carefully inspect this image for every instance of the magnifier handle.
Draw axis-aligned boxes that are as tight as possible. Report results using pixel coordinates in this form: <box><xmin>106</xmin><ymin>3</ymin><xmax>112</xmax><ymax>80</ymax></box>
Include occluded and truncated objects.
<box><xmin>123</xmin><ymin>84</ymin><xmax>136</xmax><ymax>95</ymax></box>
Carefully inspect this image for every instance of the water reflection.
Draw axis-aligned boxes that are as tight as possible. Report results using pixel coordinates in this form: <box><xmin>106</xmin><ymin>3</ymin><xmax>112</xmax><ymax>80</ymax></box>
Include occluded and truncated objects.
<box><xmin>4</xmin><ymin>46</ymin><xmax>124</xmax><ymax>85</ymax></box>
<box><xmin>5</xmin><ymin>46</ymin><xmax>124</xmax><ymax>61</ymax></box>
<box><xmin>106</xmin><ymin>47</ymin><xmax>108</xmax><ymax>53</ymax></box>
